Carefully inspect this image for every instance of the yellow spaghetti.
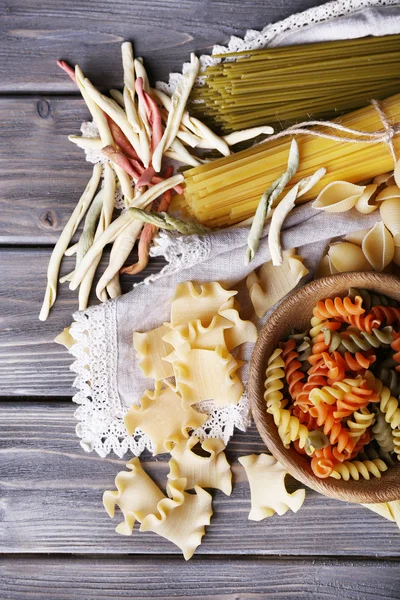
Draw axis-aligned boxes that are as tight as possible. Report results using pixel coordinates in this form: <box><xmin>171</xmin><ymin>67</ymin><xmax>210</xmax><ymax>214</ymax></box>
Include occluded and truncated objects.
<box><xmin>191</xmin><ymin>34</ymin><xmax>400</xmax><ymax>132</ymax></box>
<box><xmin>172</xmin><ymin>93</ymin><xmax>400</xmax><ymax>228</ymax></box>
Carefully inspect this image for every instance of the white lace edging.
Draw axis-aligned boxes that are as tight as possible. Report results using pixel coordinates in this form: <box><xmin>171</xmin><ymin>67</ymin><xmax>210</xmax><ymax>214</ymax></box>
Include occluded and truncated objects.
<box><xmin>70</xmin><ymin>301</ymin><xmax>154</xmax><ymax>458</ymax></box>
<box><xmin>136</xmin><ymin>230</ymin><xmax>212</xmax><ymax>286</ymax></box>
<box><xmin>69</xmin><ymin>293</ymin><xmax>250</xmax><ymax>457</ymax></box>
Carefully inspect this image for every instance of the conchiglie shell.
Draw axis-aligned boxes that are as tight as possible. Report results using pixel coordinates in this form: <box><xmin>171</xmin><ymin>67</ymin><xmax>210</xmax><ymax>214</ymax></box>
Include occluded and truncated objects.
<box><xmin>375</xmin><ymin>185</ymin><xmax>400</xmax><ymax>203</ymax></box>
<box><xmin>354</xmin><ymin>184</ymin><xmax>378</xmax><ymax>214</ymax></box>
<box><xmin>362</xmin><ymin>221</ymin><xmax>394</xmax><ymax>272</ymax></box>
<box><xmin>343</xmin><ymin>228</ymin><xmax>370</xmax><ymax>246</ymax></box>
<box><xmin>373</xmin><ymin>172</ymin><xmax>393</xmax><ymax>186</ymax></box>
<box><xmin>380</xmin><ymin>198</ymin><xmax>400</xmax><ymax>245</ymax></box>
<box><xmin>315</xmin><ymin>254</ymin><xmax>337</xmax><ymax>279</ymax></box>
<box><xmin>328</xmin><ymin>242</ymin><xmax>373</xmax><ymax>273</ymax></box>
<box><xmin>313</xmin><ymin>181</ymin><xmax>365</xmax><ymax>213</ymax></box>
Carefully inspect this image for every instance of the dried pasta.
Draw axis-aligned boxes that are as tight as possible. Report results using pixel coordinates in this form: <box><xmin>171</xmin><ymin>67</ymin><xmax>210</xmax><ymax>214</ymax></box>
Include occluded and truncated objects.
<box><xmin>170</xmin><ymin>281</ymin><xmax>237</xmax><ymax>327</ymax></box>
<box><xmin>166</xmin><ymin>345</ymin><xmax>244</xmax><ymax>406</ymax></box>
<box><xmin>103</xmin><ymin>457</ymin><xmax>165</xmax><ymax>535</ymax></box>
<box><xmin>246</xmin><ymin>249</ymin><xmax>309</xmax><ymax>319</ymax></box>
<box><xmin>168</xmin><ymin>436</ymin><xmax>232</xmax><ymax>495</ymax></box>
<box><xmin>238</xmin><ymin>453</ymin><xmax>306</xmax><ymax>520</ymax></box>
<box><xmin>133</xmin><ymin>324</ymin><xmax>174</xmax><ymax>380</ymax></box>
<box><xmin>266</xmin><ymin>288</ymin><xmax>400</xmax><ymax>481</ymax></box>
<box><xmin>124</xmin><ymin>382</ymin><xmax>208</xmax><ymax>455</ymax></box>
<box><xmin>140</xmin><ymin>477</ymin><xmax>213</xmax><ymax>560</ymax></box>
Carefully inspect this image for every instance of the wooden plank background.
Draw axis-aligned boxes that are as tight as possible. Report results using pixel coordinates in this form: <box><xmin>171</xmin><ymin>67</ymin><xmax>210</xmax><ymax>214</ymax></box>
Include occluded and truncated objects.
<box><xmin>2</xmin><ymin>0</ymin><xmax>400</xmax><ymax>598</ymax></box>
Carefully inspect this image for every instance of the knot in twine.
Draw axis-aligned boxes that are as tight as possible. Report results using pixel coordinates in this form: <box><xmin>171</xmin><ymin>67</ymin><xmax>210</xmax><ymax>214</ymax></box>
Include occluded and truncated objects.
<box><xmin>265</xmin><ymin>99</ymin><xmax>400</xmax><ymax>169</ymax></box>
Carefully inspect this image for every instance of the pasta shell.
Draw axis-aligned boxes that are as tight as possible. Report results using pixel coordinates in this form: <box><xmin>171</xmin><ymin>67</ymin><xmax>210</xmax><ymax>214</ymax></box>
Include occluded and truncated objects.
<box><xmin>328</xmin><ymin>242</ymin><xmax>372</xmax><ymax>273</ymax></box>
<box><xmin>315</xmin><ymin>254</ymin><xmax>337</xmax><ymax>279</ymax></box>
<box><xmin>380</xmin><ymin>198</ymin><xmax>400</xmax><ymax>245</ymax></box>
<box><xmin>354</xmin><ymin>184</ymin><xmax>378</xmax><ymax>214</ymax></box>
<box><xmin>313</xmin><ymin>181</ymin><xmax>365</xmax><ymax>213</ymax></box>
<box><xmin>343</xmin><ymin>228</ymin><xmax>370</xmax><ymax>246</ymax></box>
<box><xmin>375</xmin><ymin>185</ymin><xmax>400</xmax><ymax>203</ymax></box>
<box><xmin>373</xmin><ymin>172</ymin><xmax>393</xmax><ymax>186</ymax></box>
<box><xmin>362</xmin><ymin>221</ymin><xmax>394</xmax><ymax>272</ymax></box>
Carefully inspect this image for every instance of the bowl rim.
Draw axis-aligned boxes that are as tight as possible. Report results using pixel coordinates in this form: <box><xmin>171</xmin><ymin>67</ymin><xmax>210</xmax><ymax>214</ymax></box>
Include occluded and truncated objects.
<box><xmin>249</xmin><ymin>271</ymin><xmax>400</xmax><ymax>504</ymax></box>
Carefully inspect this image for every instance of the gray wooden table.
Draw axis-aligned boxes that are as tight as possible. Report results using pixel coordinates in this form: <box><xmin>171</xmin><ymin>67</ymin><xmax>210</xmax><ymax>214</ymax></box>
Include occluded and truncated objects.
<box><xmin>1</xmin><ymin>1</ymin><xmax>400</xmax><ymax>598</ymax></box>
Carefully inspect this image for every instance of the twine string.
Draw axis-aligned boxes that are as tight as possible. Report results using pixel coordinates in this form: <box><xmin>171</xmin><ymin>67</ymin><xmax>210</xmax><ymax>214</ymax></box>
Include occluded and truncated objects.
<box><xmin>265</xmin><ymin>100</ymin><xmax>399</xmax><ymax>169</ymax></box>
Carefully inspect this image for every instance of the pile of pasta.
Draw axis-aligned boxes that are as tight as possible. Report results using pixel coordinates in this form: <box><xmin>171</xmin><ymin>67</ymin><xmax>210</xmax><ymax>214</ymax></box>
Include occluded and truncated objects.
<box><xmin>103</xmin><ymin>280</ymin><xmax>308</xmax><ymax>557</ymax></box>
<box><xmin>265</xmin><ymin>288</ymin><xmax>400</xmax><ymax>481</ymax></box>
<box><xmin>314</xmin><ymin>171</ymin><xmax>400</xmax><ymax>276</ymax></box>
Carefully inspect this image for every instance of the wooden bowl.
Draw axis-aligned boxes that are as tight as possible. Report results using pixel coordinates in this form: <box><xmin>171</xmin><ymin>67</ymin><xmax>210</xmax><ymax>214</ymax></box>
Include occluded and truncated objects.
<box><xmin>249</xmin><ymin>272</ymin><xmax>400</xmax><ymax>504</ymax></box>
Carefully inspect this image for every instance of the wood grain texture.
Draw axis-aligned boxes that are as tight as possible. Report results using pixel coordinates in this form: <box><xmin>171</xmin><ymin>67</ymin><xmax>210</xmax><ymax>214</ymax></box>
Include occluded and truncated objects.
<box><xmin>0</xmin><ymin>249</ymin><xmax>165</xmax><ymax>395</ymax></box>
<box><xmin>0</xmin><ymin>96</ymin><xmax>104</xmax><ymax>244</ymax></box>
<box><xmin>1</xmin><ymin>556</ymin><xmax>400</xmax><ymax>600</ymax></box>
<box><xmin>1</xmin><ymin>402</ymin><xmax>400</xmax><ymax>556</ymax></box>
<box><xmin>0</xmin><ymin>0</ymin><xmax>323</xmax><ymax>92</ymax></box>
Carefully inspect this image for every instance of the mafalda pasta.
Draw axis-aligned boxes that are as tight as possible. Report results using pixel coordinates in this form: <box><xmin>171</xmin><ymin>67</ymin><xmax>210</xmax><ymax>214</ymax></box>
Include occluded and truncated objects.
<box><xmin>265</xmin><ymin>288</ymin><xmax>400</xmax><ymax>481</ymax></box>
<box><xmin>103</xmin><ymin>279</ymin><xmax>259</xmax><ymax>558</ymax></box>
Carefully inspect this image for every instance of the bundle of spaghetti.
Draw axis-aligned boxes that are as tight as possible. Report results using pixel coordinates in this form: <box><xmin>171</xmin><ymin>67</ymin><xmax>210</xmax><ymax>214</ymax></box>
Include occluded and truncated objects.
<box><xmin>176</xmin><ymin>93</ymin><xmax>400</xmax><ymax>227</ymax></box>
<box><xmin>190</xmin><ymin>34</ymin><xmax>400</xmax><ymax>132</ymax></box>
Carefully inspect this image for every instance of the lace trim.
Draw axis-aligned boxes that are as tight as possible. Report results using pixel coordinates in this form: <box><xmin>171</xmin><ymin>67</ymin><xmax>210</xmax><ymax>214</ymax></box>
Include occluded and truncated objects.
<box><xmin>137</xmin><ymin>230</ymin><xmax>212</xmax><ymax>286</ymax></box>
<box><xmin>70</xmin><ymin>301</ymin><xmax>154</xmax><ymax>458</ymax></box>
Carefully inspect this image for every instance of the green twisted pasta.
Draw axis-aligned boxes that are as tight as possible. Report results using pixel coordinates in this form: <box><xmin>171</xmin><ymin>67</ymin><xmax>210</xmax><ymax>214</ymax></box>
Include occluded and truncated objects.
<box><xmin>348</xmin><ymin>287</ymin><xmax>397</xmax><ymax>312</ymax></box>
<box><xmin>264</xmin><ymin>348</ymin><xmax>286</xmax><ymax>410</ymax></box>
<box><xmin>330</xmin><ymin>459</ymin><xmax>388</xmax><ymax>481</ymax></box>
<box><xmin>323</xmin><ymin>326</ymin><xmax>393</xmax><ymax>353</ymax></box>
<box><xmin>372</xmin><ymin>409</ymin><xmax>395</xmax><ymax>453</ymax></box>
<box><xmin>289</xmin><ymin>331</ymin><xmax>312</xmax><ymax>367</ymax></box>
<box><xmin>378</xmin><ymin>367</ymin><xmax>400</xmax><ymax>397</ymax></box>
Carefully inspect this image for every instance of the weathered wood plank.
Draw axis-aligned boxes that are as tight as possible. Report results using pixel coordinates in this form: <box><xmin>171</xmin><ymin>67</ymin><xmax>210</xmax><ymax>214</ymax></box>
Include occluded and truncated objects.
<box><xmin>1</xmin><ymin>556</ymin><xmax>400</xmax><ymax>600</ymax></box>
<box><xmin>0</xmin><ymin>96</ymin><xmax>107</xmax><ymax>244</ymax></box>
<box><xmin>1</xmin><ymin>402</ymin><xmax>400</xmax><ymax>556</ymax></box>
<box><xmin>0</xmin><ymin>0</ymin><xmax>323</xmax><ymax>92</ymax></box>
<box><xmin>0</xmin><ymin>249</ymin><xmax>165</xmax><ymax>395</ymax></box>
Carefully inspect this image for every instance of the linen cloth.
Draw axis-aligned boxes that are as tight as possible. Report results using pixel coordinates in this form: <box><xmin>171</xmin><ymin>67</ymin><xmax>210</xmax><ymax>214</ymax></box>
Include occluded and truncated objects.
<box><xmin>69</xmin><ymin>0</ymin><xmax>400</xmax><ymax>458</ymax></box>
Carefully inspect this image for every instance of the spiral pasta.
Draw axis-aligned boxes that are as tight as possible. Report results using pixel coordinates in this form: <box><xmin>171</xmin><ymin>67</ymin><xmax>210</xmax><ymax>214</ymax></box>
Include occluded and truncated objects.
<box><xmin>281</xmin><ymin>339</ymin><xmax>305</xmax><ymax>401</ymax></box>
<box><xmin>264</xmin><ymin>348</ymin><xmax>286</xmax><ymax>410</ymax></box>
<box><xmin>348</xmin><ymin>287</ymin><xmax>397</xmax><ymax>311</ymax></box>
<box><xmin>330</xmin><ymin>459</ymin><xmax>388</xmax><ymax>481</ymax></box>
<box><xmin>372</xmin><ymin>409</ymin><xmax>395</xmax><ymax>453</ymax></box>
<box><xmin>267</xmin><ymin>403</ymin><xmax>308</xmax><ymax>449</ymax></box>
<box><xmin>268</xmin><ymin>287</ymin><xmax>400</xmax><ymax>479</ymax></box>
<box><xmin>324</xmin><ymin>326</ymin><xmax>393</xmax><ymax>353</ymax></box>
<box><xmin>313</xmin><ymin>296</ymin><xmax>364</xmax><ymax>320</ymax></box>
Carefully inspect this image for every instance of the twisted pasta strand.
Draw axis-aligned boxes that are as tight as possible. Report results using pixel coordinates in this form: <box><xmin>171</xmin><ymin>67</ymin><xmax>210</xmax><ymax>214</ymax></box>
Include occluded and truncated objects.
<box><xmin>371</xmin><ymin>305</ymin><xmax>400</xmax><ymax>327</ymax></box>
<box><xmin>281</xmin><ymin>339</ymin><xmax>305</xmax><ymax>401</ymax></box>
<box><xmin>372</xmin><ymin>409</ymin><xmax>395</xmax><ymax>453</ymax></box>
<box><xmin>330</xmin><ymin>459</ymin><xmax>388</xmax><ymax>481</ymax></box>
<box><xmin>348</xmin><ymin>287</ymin><xmax>397</xmax><ymax>311</ymax></box>
<box><xmin>267</xmin><ymin>403</ymin><xmax>308</xmax><ymax>449</ymax></box>
<box><xmin>264</xmin><ymin>348</ymin><xmax>286</xmax><ymax>410</ymax></box>
<box><xmin>313</xmin><ymin>296</ymin><xmax>364</xmax><ymax>320</ymax></box>
<box><xmin>347</xmin><ymin>407</ymin><xmax>375</xmax><ymax>440</ymax></box>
